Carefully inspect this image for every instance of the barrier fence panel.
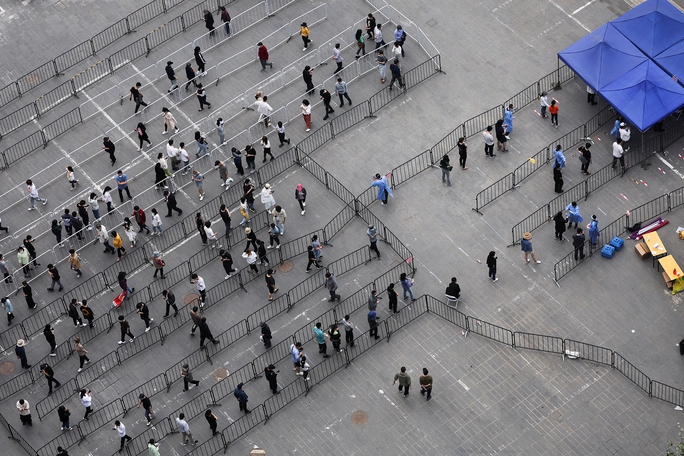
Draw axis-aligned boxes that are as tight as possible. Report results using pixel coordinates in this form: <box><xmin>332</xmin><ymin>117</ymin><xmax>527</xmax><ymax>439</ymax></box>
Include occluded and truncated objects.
<box><xmin>164</xmin><ymin>346</ymin><xmax>210</xmax><ymax>391</ymax></box>
<box><xmin>69</xmin><ymin>398</ymin><xmax>124</xmax><ymax>443</ymax></box>
<box><xmin>326</xmin><ymin>246</ymin><xmax>371</xmax><ymax>277</ymax></box>
<box><xmin>628</xmin><ymin>194</ymin><xmax>670</xmax><ymax>226</ymax></box>
<box><xmin>391</xmin><ymin>149</ymin><xmax>434</xmax><ymax>188</ymax></box>
<box><xmin>92</xmin><ymin>20</ymin><xmax>131</xmax><ymax>53</ymax></box>
<box><xmin>36</xmin><ymin>378</ymin><xmax>80</xmax><ymax>419</ymax></box>
<box><xmin>128</xmin><ymin>0</ymin><xmax>167</xmax><ymax>30</ymax></box>
<box><xmin>250</xmin><ymin>337</ymin><xmax>295</xmax><ymax>379</ymax></box>
<box><xmin>0</xmin><ymin>371</ymin><xmax>33</xmax><ymax>402</ymax></box>
<box><xmin>614</xmin><ymin>351</ymin><xmax>651</xmax><ymax>396</ymax></box>
<box><xmin>262</xmin><ymin>377</ymin><xmax>308</xmax><ymax>417</ymax></box>
<box><xmin>510</xmin><ymin>205</ymin><xmax>549</xmax><ymax>246</ymax></box>
<box><xmin>425</xmin><ymin>295</ymin><xmax>468</xmax><ymax>330</ymax></box>
<box><xmin>329</xmin><ymin>102</ymin><xmax>369</xmax><ymax>138</ymax></box>
<box><xmin>346</xmin><ymin>322</ymin><xmax>388</xmax><ymax>360</ymax></box>
<box><xmin>210</xmin><ymin>362</ymin><xmax>255</xmax><ymax>403</ymax></box>
<box><xmin>368</xmin><ymin>83</ymin><xmax>406</xmax><ymax>115</ymax></box>
<box><xmin>296</xmin><ymin>122</ymin><xmax>334</xmax><ymax>156</ymax></box>
<box><xmin>3</xmin><ymin>131</ymin><xmax>46</xmax><ymax>166</ymax></box>
<box><xmin>42</xmin><ymin>108</ymin><xmax>83</xmax><ymax>142</ymax></box>
<box><xmin>53</xmin><ymin>41</ymin><xmax>94</xmax><ymax>75</ymax></box>
<box><xmin>266</xmin><ymin>0</ymin><xmax>295</xmax><ymax>15</ymax></box>
<box><xmin>563</xmin><ymin>339</ymin><xmax>613</xmax><ymax>365</ymax></box>
<box><xmin>405</xmin><ymin>54</ymin><xmax>441</xmax><ymax>87</ymax></box>
<box><xmin>592</xmin><ymin>214</ymin><xmax>627</xmax><ymax>256</ymax></box>
<box><xmin>372</xmin><ymin>264</ymin><xmax>410</xmax><ymax>300</ymax></box>
<box><xmin>513</xmin><ymin>332</ymin><xmax>563</xmax><ymax>354</ymax></box>
<box><xmin>0</xmin><ymin>320</ymin><xmax>29</xmax><ymax>353</ymax></box>
<box><xmin>35</xmin><ymin>426</ymin><xmax>82</xmax><ymax>456</ymax></box>
<box><xmin>286</xmin><ymin>274</ymin><xmax>327</xmax><ymax>309</ymax></box>
<box><xmin>463</xmin><ymin>105</ymin><xmax>502</xmax><ymax>139</ymax></box>
<box><xmin>583</xmin><ymin>105</ymin><xmax>614</xmax><ymax>137</ymax></box>
<box><xmin>20</xmin><ymin>300</ymin><xmax>67</xmax><ymax>340</ymax></box>
<box><xmin>0</xmin><ymin>104</ymin><xmax>39</xmax><ymax>137</ymax></box>
<box><xmin>466</xmin><ymin>316</ymin><xmax>513</xmax><ymax>347</ymax></box>
<box><xmin>223</xmin><ymin>404</ymin><xmax>267</xmax><ymax>444</ymax></box>
<box><xmin>651</xmin><ymin>380</ymin><xmax>684</xmax><ymax>408</ymax></box>
<box><xmin>74</xmin><ymin>350</ymin><xmax>120</xmax><ymax>389</ymax></box>
<box><xmin>109</xmin><ymin>39</ymin><xmax>149</xmax><ymax>72</ymax></box>
<box><xmin>16</xmin><ymin>62</ymin><xmax>57</xmax><ymax>97</ymax></box>
<box><xmin>225</xmin><ymin>1</ymin><xmax>268</xmax><ymax>38</ymax></box>
<box><xmin>35</xmin><ymin>81</ymin><xmax>76</xmax><ymax>116</ymax></box>
<box><xmin>548</xmin><ymin>181</ymin><xmax>587</xmax><ymax>218</ymax></box>
<box><xmin>553</xmin><ymin>241</ymin><xmax>590</xmax><ymax>284</ymax></box>
<box><xmin>245</xmin><ymin>292</ymin><xmax>291</xmax><ymax>331</ymax></box>
<box><xmin>385</xmin><ymin>298</ymin><xmax>426</xmax><ymax>334</ymax></box>
<box><xmin>277</xmin><ymin>229</ymin><xmax>323</xmax><ymax>261</ymax></box>
<box><xmin>185</xmin><ymin>432</ymin><xmax>227</xmax><ymax>456</ymax></box>
<box><xmin>121</xmin><ymin>373</ymin><xmax>170</xmax><ymax>410</ymax></box>
<box><xmin>119</xmin><ymin>417</ymin><xmax>174</xmax><ymax>456</ymax></box>
<box><xmin>255</xmin><ymin>147</ymin><xmax>298</xmax><ymax>183</ymax></box>
<box><xmin>333</xmin><ymin>283</ymin><xmax>373</xmax><ymax>320</ymax></box>
<box><xmin>504</xmin><ymin>80</ymin><xmax>543</xmax><ymax>113</ymax></box>
<box><xmin>322</xmin><ymin>172</ymin><xmax>356</xmax><ymax>206</ymax></box>
<box><xmin>512</xmin><ymin>146</ymin><xmax>550</xmax><ymax>188</ymax></box>
<box><xmin>322</xmin><ymin>205</ymin><xmax>356</xmax><ymax>244</ymax></box>
<box><xmin>473</xmin><ymin>173</ymin><xmax>514</xmax><ymax>214</ymax></box>
<box><xmin>305</xmin><ymin>348</ymin><xmax>347</xmax><ymax>385</ymax></box>
<box><xmin>670</xmin><ymin>186</ymin><xmax>684</xmax><ymax>211</ymax></box>
<box><xmin>292</xmin><ymin>309</ymin><xmax>337</xmax><ymax>348</ymax></box>
<box><xmin>431</xmin><ymin>125</ymin><xmax>461</xmax><ymax>159</ymax></box>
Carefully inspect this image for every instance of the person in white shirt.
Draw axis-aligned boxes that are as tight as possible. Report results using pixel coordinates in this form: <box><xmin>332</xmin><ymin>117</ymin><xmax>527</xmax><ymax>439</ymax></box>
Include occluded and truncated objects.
<box><xmin>482</xmin><ymin>126</ymin><xmax>495</xmax><ymax>158</ymax></box>
<box><xmin>179</xmin><ymin>143</ymin><xmax>190</xmax><ymax>175</ymax></box>
<box><xmin>26</xmin><ymin>179</ymin><xmax>47</xmax><ymax>210</ymax></box>
<box><xmin>256</xmin><ymin>95</ymin><xmax>273</xmax><ymax>127</ymax></box>
<box><xmin>191</xmin><ymin>274</ymin><xmax>206</xmax><ymax>306</ymax></box>
<box><xmin>151</xmin><ymin>209</ymin><xmax>162</xmax><ymax>235</ymax></box>
<box><xmin>619</xmin><ymin>122</ymin><xmax>631</xmax><ymax>151</ymax></box>
<box><xmin>260</xmin><ymin>184</ymin><xmax>276</xmax><ymax>211</ymax></box>
<box><xmin>175</xmin><ymin>413</ymin><xmax>197</xmax><ymax>446</ymax></box>
<box><xmin>539</xmin><ymin>91</ymin><xmax>549</xmax><ymax>118</ymax></box>
<box><xmin>166</xmin><ymin>139</ymin><xmax>180</xmax><ymax>171</ymax></box>
<box><xmin>80</xmin><ymin>389</ymin><xmax>93</xmax><ymax>420</ymax></box>
<box><xmin>113</xmin><ymin>420</ymin><xmax>132</xmax><ymax>450</ymax></box>
<box><xmin>391</xmin><ymin>42</ymin><xmax>402</xmax><ymax>61</ymax></box>
<box><xmin>242</xmin><ymin>249</ymin><xmax>259</xmax><ymax>275</ymax></box>
<box><xmin>203</xmin><ymin>221</ymin><xmax>222</xmax><ymax>249</ymax></box>
<box><xmin>612</xmin><ymin>138</ymin><xmax>625</xmax><ymax>169</ymax></box>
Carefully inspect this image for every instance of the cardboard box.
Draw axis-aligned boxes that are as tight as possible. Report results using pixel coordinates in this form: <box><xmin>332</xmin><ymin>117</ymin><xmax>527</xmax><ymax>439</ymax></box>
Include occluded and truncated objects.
<box><xmin>635</xmin><ymin>242</ymin><xmax>650</xmax><ymax>260</ymax></box>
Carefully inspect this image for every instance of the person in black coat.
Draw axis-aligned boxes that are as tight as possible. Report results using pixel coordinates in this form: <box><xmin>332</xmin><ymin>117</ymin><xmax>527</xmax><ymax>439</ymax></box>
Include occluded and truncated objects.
<box><xmin>43</xmin><ymin>324</ymin><xmax>57</xmax><ymax>356</ymax></box>
<box><xmin>260</xmin><ymin>322</ymin><xmax>272</xmax><ymax>348</ymax></box>
<box><xmin>486</xmin><ymin>251</ymin><xmax>498</xmax><ymax>282</ymax></box>
<box><xmin>233</xmin><ymin>383</ymin><xmax>250</xmax><ymax>413</ymax></box>
<box><xmin>573</xmin><ymin>228</ymin><xmax>586</xmax><ymax>261</ymax></box>
<box><xmin>203</xmin><ymin>10</ymin><xmax>215</xmax><ymax>36</ymax></box>
<box><xmin>71</xmin><ymin>212</ymin><xmax>84</xmax><ymax>241</ymax></box>
<box><xmin>164</xmin><ymin>190</ymin><xmax>182</xmax><ymax>217</ymax></box>
<box><xmin>23</xmin><ymin>235</ymin><xmax>39</xmax><ymax>267</ymax></box>
<box><xmin>69</xmin><ymin>300</ymin><xmax>84</xmax><ymax>327</ymax></box>
<box><xmin>553</xmin><ymin>211</ymin><xmax>567</xmax><ymax>242</ymax></box>
<box><xmin>264</xmin><ymin>364</ymin><xmax>279</xmax><ymax>394</ymax></box>
<box><xmin>15</xmin><ymin>340</ymin><xmax>30</xmax><ymax>368</ymax></box>
<box><xmin>23</xmin><ymin>281</ymin><xmax>36</xmax><ymax>309</ymax></box>
<box><xmin>445</xmin><ymin>277</ymin><xmax>461</xmax><ymax>299</ymax></box>
<box><xmin>155</xmin><ymin>163</ymin><xmax>167</xmax><ymax>189</ymax></box>
<box><xmin>198</xmin><ymin>317</ymin><xmax>219</xmax><ymax>348</ymax></box>
<box><xmin>319</xmin><ymin>89</ymin><xmax>334</xmax><ymax>120</ymax></box>
<box><xmin>553</xmin><ymin>162</ymin><xmax>563</xmax><ymax>193</ymax></box>
<box><xmin>205</xmin><ymin>409</ymin><xmax>218</xmax><ymax>435</ymax></box>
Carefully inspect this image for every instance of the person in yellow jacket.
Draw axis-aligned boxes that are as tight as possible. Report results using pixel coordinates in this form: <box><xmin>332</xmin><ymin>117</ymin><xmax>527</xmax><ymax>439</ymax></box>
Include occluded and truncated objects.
<box><xmin>110</xmin><ymin>230</ymin><xmax>126</xmax><ymax>261</ymax></box>
<box><xmin>300</xmin><ymin>22</ymin><xmax>311</xmax><ymax>51</ymax></box>
<box><xmin>68</xmin><ymin>249</ymin><xmax>83</xmax><ymax>278</ymax></box>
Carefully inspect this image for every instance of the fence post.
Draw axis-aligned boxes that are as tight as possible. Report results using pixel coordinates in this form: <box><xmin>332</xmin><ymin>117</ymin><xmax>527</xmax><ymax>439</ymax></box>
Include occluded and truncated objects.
<box><xmin>89</xmin><ymin>39</ymin><xmax>96</xmax><ymax>58</ymax></box>
<box><xmin>52</xmin><ymin>60</ymin><xmax>60</xmax><ymax>77</ymax></box>
<box><xmin>158</xmin><ymin>326</ymin><xmax>165</xmax><ymax>346</ymax></box>
<box><xmin>584</xmin><ymin>179</ymin><xmax>589</xmax><ymax>201</ymax></box>
<box><xmin>250</xmin><ymin>360</ymin><xmax>260</xmax><ymax>380</ymax></box>
<box><xmin>329</xmin><ymin>122</ymin><xmax>335</xmax><ymax>140</ymax></box>
<box><xmin>324</xmin><ymin>171</ymin><xmax>330</xmax><ymax>190</ymax></box>
<box><xmin>144</xmin><ymin>37</ymin><xmax>151</xmax><ymax>58</ymax></box>
<box><xmin>384</xmin><ymin>320</ymin><xmax>391</xmax><ymax>342</ymax></box>
<box><xmin>425</xmin><ymin>295</ymin><xmax>430</xmax><ymax>313</ymax></box>
<box><xmin>294</xmin><ymin>145</ymin><xmax>301</xmax><ymax>165</ymax></box>
<box><xmin>204</xmin><ymin>346</ymin><xmax>213</xmax><ymax>364</ymax></box>
<box><xmin>32</xmin><ymin>101</ymin><xmax>41</xmax><ymax>120</ymax></box>
<box><xmin>286</xmin><ymin>292</ymin><xmax>293</xmax><ymax>312</ymax></box>
<box><xmin>367</xmin><ymin>99</ymin><xmax>374</xmax><ymax>118</ymax></box>
<box><xmin>115</xmin><ymin>350</ymin><xmax>122</xmax><ymax>365</ymax></box>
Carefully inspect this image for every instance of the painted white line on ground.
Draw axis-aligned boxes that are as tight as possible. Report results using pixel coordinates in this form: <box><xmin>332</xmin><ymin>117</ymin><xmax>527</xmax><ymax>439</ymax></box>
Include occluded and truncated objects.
<box><xmin>572</xmin><ymin>0</ymin><xmax>596</xmax><ymax>16</ymax></box>
<box><xmin>657</xmin><ymin>154</ymin><xmax>684</xmax><ymax>180</ymax></box>
<box><xmin>548</xmin><ymin>0</ymin><xmax>592</xmax><ymax>32</ymax></box>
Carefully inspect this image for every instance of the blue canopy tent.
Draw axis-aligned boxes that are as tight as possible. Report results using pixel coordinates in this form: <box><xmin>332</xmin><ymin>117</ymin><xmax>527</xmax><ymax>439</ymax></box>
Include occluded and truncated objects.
<box><xmin>655</xmin><ymin>39</ymin><xmax>684</xmax><ymax>82</ymax></box>
<box><xmin>611</xmin><ymin>0</ymin><xmax>684</xmax><ymax>58</ymax></box>
<box><xmin>599</xmin><ymin>60</ymin><xmax>684</xmax><ymax>130</ymax></box>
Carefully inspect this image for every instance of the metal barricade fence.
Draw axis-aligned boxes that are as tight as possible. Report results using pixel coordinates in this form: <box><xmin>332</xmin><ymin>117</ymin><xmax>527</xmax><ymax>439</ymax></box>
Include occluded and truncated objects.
<box><xmin>563</xmin><ymin>339</ymin><xmax>613</xmax><ymax>365</ymax></box>
<box><xmin>53</xmin><ymin>41</ymin><xmax>95</xmax><ymax>76</ymax></box>
<box><xmin>513</xmin><ymin>332</ymin><xmax>564</xmax><ymax>353</ymax></box>
<box><xmin>42</xmin><ymin>108</ymin><xmax>83</xmax><ymax>142</ymax></box>
<box><xmin>548</xmin><ymin>181</ymin><xmax>587</xmax><ymax>218</ymax></box>
<box><xmin>465</xmin><ymin>315</ymin><xmax>513</xmax><ymax>346</ymax></box>
<box><xmin>35</xmin><ymin>81</ymin><xmax>76</xmax><ymax>117</ymax></box>
<box><xmin>0</xmin><ymin>370</ymin><xmax>34</xmax><ymax>402</ymax></box>
<box><xmin>670</xmin><ymin>186</ymin><xmax>684</xmax><ymax>211</ymax></box>
<box><xmin>473</xmin><ymin>173</ymin><xmax>514</xmax><ymax>214</ymax></box>
<box><xmin>463</xmin><ymin>105</ymin><xmax>502</xmax><ymax>139</ymax></box>
<box><xmin>651</xmin><ymin>381</ymin><xmax>684</xmax><ymax>408</ymax></box>
<box><xmin>614</xmin><ymin>351</ymin><xmax>651</xmax><ymax>396</ymax></box>
<box><xmin>218</xmin><ymin>1</ymin><xmax>268</xmax><ymax>40</ymax></box>
<box><xmin>109</xmin><ymin>39</ymin><xmax>149</xmax><ymax>72</ymax></box>
<box><xmin>509</xmin><ymin>206</ymin><xmax>549</xmax><ymax>246</ymax></box>
<box><xmin>35</xmin><ymin>378</ymin><xmax>80</xmax><ymax>419</ymax></box>
<box><xmin>146</xmin><ymin>16</ymin><xmax>186</xmax><ymax>51</ymax></box>
<box><xmin>328</xmin><ymin>246</ymin><xmax>372</xmax><ymax>277</ymax></box>
<box><xmin>628</xmin><ymin>194</ymin><xmax>670</xmax><ymax>226</ymax></box>
<box><xmin>128</xmin><ymin>0</ymin><xmax>167</xmax><ymax>30</ymax></box>
<box><xmin>292</xmin><ymin>309</ymin><xmax>336</xmax><ymax>349</ymax></box>
<box><xmin>512</xmin><ymin>146</ymin><xmax>551</xmax><ymax>188</ymax></box>
<box><xmin>2</xmin><ymin>131</ymin><xmax>46</xmax><ymax>168</ymax></box>
<box><xmin>391</xmin><ymin>149</ymin><xmax>434</xmax><ymax>188</ymax></box>
<box><xmin>15</xmin><ymin>62</ymin><xmax>57</xmax><ymax>98</ymax></box>
<box><xmin>92</xmin><ymin>20</ymin><xmax>130</xmax><ymax>54</ymax></box>
<box><xmin>266</xmin><ymin>0</ymin><xmax>296</xmax><ymax>16</ymax></box>
<box><xmin>37</xmin><ymin>421</ymin><xmax>85</xmax><ymax>456</ymax></box>
<box><xmin>223</xmin><ymin>404</ymin><xmax>267</xmax><ymax>444</ymax></box>
<box><xmin>119</xmin><ymin>416</ymin><xmax>175</xmax><ymax>456</ymax></box>
<box><xmin>553</xmin><ymin>243</ymin><xmax>587</xmax><ymax>284</ymax></box>
<box><xmin>321</xmin><ymin>205</ymin><xmax>357</xmax><ymax>245</ymax></box>
<box><xmin>425</xmin><ymin>295</ymin><xmax>468</xmax><ymax>330</ymax></box>
<box><xmin>251</xmin><ymin>338</ymin><xmax>296</xmax><ymax>379</ymax></box>
<box><xmin>0</xmin><ymin>104</ymin><xmax>39</xmax><ymax>138</ymax></box>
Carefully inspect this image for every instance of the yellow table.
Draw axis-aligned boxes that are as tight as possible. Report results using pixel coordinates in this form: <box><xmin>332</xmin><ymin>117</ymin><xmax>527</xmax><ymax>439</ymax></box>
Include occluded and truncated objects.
<box><xmin>643</xmin><ymin>232</ymin><xmax>667</xmax><ymax>267</ymax></box>
<box><xmin>659</xmin><ymin>255</ymin><xmax>683</xmax><ymax>281</ymax></box>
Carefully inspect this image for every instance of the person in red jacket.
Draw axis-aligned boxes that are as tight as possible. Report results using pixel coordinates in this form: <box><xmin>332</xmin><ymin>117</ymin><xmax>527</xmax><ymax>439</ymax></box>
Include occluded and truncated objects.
<box><xmin>132</xmin><ymin>206</ymin><xmax>151</xmax><ymax>234</ymax></box>
<box><xmin>257</xmin><ymin>42</ymin><xmax>273</xmax><ymax>72</ymax></box>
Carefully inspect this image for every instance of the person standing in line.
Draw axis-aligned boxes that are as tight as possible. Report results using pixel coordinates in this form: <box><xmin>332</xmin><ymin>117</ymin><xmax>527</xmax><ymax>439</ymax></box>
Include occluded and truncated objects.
<box><xmin>271</xmin><ymin>205</ymin><xmax>286</xmax><ymax>234</ymax></box>
<box><xmin>215</xmin><ymin>118</ymin><xmax>226</xmax><ymax>145</ymax></box>
<box><xmin>549</xmin><ymin>99</ymin><xmax>559</xmax><ymax>128</ymax></box>
<box><xmin>179</xmin><ymin>142</ymin><xmax>190</xmax><ymax>175</ymax></box>
<box><xmin>102</xmin><ymin>136</ymin><xmax>118</xmax><ymax>165</ymax></box>
<box><xmin>0</xmin><ymin>254</ymin><xmax>11</xmax><ymax>284</ymax></box>
<box><xmin>391</xmin><ymin>41</ymin><xmax>403</xmax><ymax>61</ymax></box>
<box><xmin>162</xmin><ymin>290</ymin><xmax>178</xmax><ymax>318</ymax></box>
<box><xmin>115</xmin><ymin>170</ymin><xmax>132</xmax><ymax>203</ymax></box>
<box><xmin>41</xmin><ymin>363</ymin><xmax>61</xmax><ymax>394</ymax></box>
<box><xmin>619</xmin><ymin>122</ymin><xmax>631</xmax><ymax>151</ymax></box>
<box><xmin>198</xmin><ymin>317</ymin><xmax>219</xmax><ymax>348</ymax></box>
<box><xmin>261</xmin><ymin>135</ymin><xmax>275</xmax><ymax>161</ymax></box>
<box><xmin>46</xmin><ymin>264</ymin><xmax>64</xmax><ymax>292</ymax></box>
<box><xmin>189</xmin><ymin>307</ymin><xmax>201</xmax><ymax>336</ymax></box>
<box><xmin>260</xmin><ymin>184</ymin><xmax>276</xmax><ymax>212</ymax></box>
<box><xmin>195</xmin><ymin>212</ymin><xmax>208</xmax><ymax>246</ymax></box>
<box><xmin>164</xmin><ymin>190</ymin><xmax>182</xmax><ymax>218</ymax></box>
<box><xmin>129</xmin><ymin>82</ymin><xmax>148</xmax><ymax>113</ymax></box>
<box><xmin>118</xmin><ymin>315</ymin><xmax>135</xmax><ymax>345</ymax></box>
<box><xmin>290</xmin><ymin>341</ymin><xmax>303</xmax><ymax>375</ymax></box>
<box><xmin>257</xmin><ymin>42</ymin><xmax>273</xmax><ymax>72</ymax></box>
<box><xmin>392</xmin><ymin>366</ymin><xmax>412</xmax><ymax>397</ymax></box>
<box><xmin>521</xmin><ymin>232</ymin><xmax>541</xmax><ymax>265</ymax></box>
<box><xmin>610</xmin><ymin>117</ymin><xmax>623</xmax><ymax>140</ymax></box>
<box><xmin>612</xmin><ymin>138</ymin><xmax>625</xmax><ymax>170</ymax></box>
<box><xmin>43</xmin><ymin>324</ymin><xmax>57</xmax><ymax>356</ymax></box>
<box><xmin>306</xmin><ymin>245</ymin><xmax>323</xmax><ymax>272</ymax></box>
<box><xmin>17</xmin><ymin>399</ymin><xmax>32</xmax><ymax>426</ymax></box>
<box><xmin>400</xmin><ymin>273</ymin><xmax>415</xmax><ymax>301</ymax></box>
<box><xmin>539</xmin><ymin>91</ymin><xmax>549</xmax><ymax>118</ymax></box>
<box><xmin>220</xmin><ymin>6</ymin><xmax>231</xmax><ymax>35</ymax></box>
<box><xmin>300</xmin><ymin>22</ymin><xmax>311</xmax><ymax>51</ymax></box>
<box><xmin>60</xmin><ymin>210</ymin><xmax>73</xmax><ymax>237</ymax></box>
<box><xmin>503</xmin><ymin>104</ymin><xmax>515</xmax><ymax>135</ymax></box>
<box><xmin>371</xmin><ymin>173</ymin><xmax>393</xmax><ymax>206</ymax></box>
<box><xmin>368</xmin><ymin>290</ymin><xmax>380</xmax><ymax>311</ymax></box>
<box><xmin>15</xmin><ymin>339</ymin><xmax>29</xmax><ymax>368</ymax></box>
<box><xmin>275</xmin><ymin>121</ymin><xmax>290</xmax><ymax>147</ymax></box>
<box><xmin>366</xmin><ymin>13</ymin><xmax>376</xmax><ymax>39</ymax></box>
<box><xmin>234</xmin><ymin>383</ymin><xmax>250</xmax><ymax>413</ymax></box>
<box><xmin>118</xmin><ymin>271</ymin><xmax>134</xmax><ymax>297</ymax></box>
<box><xmin>150</xmin><ymin>208</ymin><xmax>162</xmax><ymax>235</ymax></box>
<box><xmin>242</xmin><ymin>248</ymin><xmax>259</xmax><ymax>275</ymax></box>
<box><xmin>161</xmin><ymin>107</ymin><xmax>179</xmax><ymax>134</ymax></box>
<box><xmin>589</xmin><ymin>215</ymin><xmax>600</xmax><ymax>248</ymax></box>
<box><xmin>74</xmin><ymin>338</ymin><xmax>89</xmax><ymax>372</ymax></box>
<box><xmin>80</xmin><ymin>389</ymin><xmax>93</xmax><ymax>420</ymax></box>
<box><xmin>457</xmin><ymin>137</ymin><xmax>469</xmax><ymax>170</ymax></box>
<box><xmin>374</xmin><ymin>23</ymin><xmax>385</xmax><ymax>51</ymax></box>
<box><xmin>69</xmin><ymin>249</ymin><xmax>83</xmax><ymax>278</ymax></box>
<box><xmin>135</xmin><ymin>123</ymin><xmax>151</xmax><ymax>151</ymax></box>
<box><xmin>320</xmin><ymin>88</ymin><xmax>334</xmax><ymax>120</ymax></box>
<box><xmin>578</xmin><ymin>142</ymin><xmax>592</xmax><ymax>175</ymax></box>
<box><xmin>136</xmin><ymin>302</ymin><xmax>153</xmax><ymax>333</ymax></box>
<box><xmin>122</xmin><ymin>217</ymin><xmax>137</xmax><ymax>248</ymax></box>
<box><xmin>300</xmin><ymin>350</ymin><xmax>311</xmax><ymax>381</ymax></box>
<box><xmin>553</xmin><ymin>145</ymin><xmax>566</xmax><ymax>168</ymax></box>
<box><xmin>419</xmin><ymin>368</ymin><xmax>433</xmax><ymax>401</ymax></box>
<box><xmin>565</xmin><ymin>201</ymin><xmax>583</xmax><ymax>230</ymax></box>
<box><xmin>165</xmin><ymin>61</ymin><xmax>178</xmax><ymax>92</ymax></box>
<box><xmin>192</xmin><ymin>170</ymin><xmax>206</xmax><ymax>201</ymax></box>
<box><xmin>71</xmin><ymin>211</ymin><xmax>84</xmax><ymax>241</ymax></box>
<box><xmin>341</xmin><ymin>315</ymin><xmax>354</xmax><ymax>347</ymax></box>
<box><xmin>166</xmin><ymin>139</ymin><xmax>181</xmax><ymax>171</ymax></box>
<box><xmin>313</xmin><ymin>322</ymin><xmax>329</xmax><ymax>358</ymax></box>
<box><xmin>89</xmin><ymin>192</ymin><xmax>101</xmax><ymax>219</ymax></box>
<box><xmin>328</xmin><ymin>324</ymin><xmax>342</xmax><ymax>352</ymax></box>
<box><xmin>244</xmin><ymin>226</ymin><xmax>259</xmax><ymax>251</ymax></box>
<box><xmin>111</xmin><ymin>231</ymin><xmax>126</xmax><ymax>261</ymax></box>
<box><xmin>215</xmin><ymin>160</ymin><xmax>233</xmax><ymax>188</ymax></box>
<box><xmin>486</xmin><ymin>251</ymin><xmax>498</xmax><ymax>282</ymax></box>
<box><xmin>191</xmin><ymin>274</ymin><xmax>207</xmax><ymax>307</ymax></box>
<box><xmin>587</xmin><ymin>85</ymin><xmax>598</xmax><ymax>105</ymax></box>
<box><xmin>388</xmin><ymin>58</ymin><xmax>404</xmax><ymax>90</ymax></box>
<box><xmin>445</xmin><ymin>277</ymin><xmax>461</xmax><ymax>299</ymax></box>
<box><xmin>331</xmin><ymin>43</ymin><xmax>344</xmax><ymax>74</ymax></box>
<box><xmin>181</xmin><ymin>364</ymin><xmax>200</xmax><ymax>391</ymax></box>
<box><xmin>257</xmin><ymin>240</ymin><xmax>270</xmax><ymax>267</ymax></box>
<box><xmin>260</xmin><ymin>321</ymin><xmax>272</xmax><ymax>348</ymax></box>
<box><xmin>302</xmin><ymin>66</ymin><xmax>314</xmax><ymax>95</ymax></box>
<box><xmin>220</xmin><ymin>249</ymin><xmax>237</xmax><ymax>280</ymax></box>
<box><xmin>23</xmin><ymin>235</ymin><xmax>39</xmax><ymax>267</ymax></box>
<box><xmin>265</xmin><ymin>269</ymin><xmax>278</xmax><ymax>301</ymax></box>
<box><xmin>194</xmin><ymin>46</ymin><xmax>207</xmax><ymax>76</ymax></box>
<box><xmin>495</xmin><ymin>119</ymin><xmax>508</xmax><ymax>152</ymax></box>
<box><xmin>148</xmin><ymin>439</ymin><xmax>160</xmax><ymax>456</ymax></box>
<box><xmin>267</xmin><ymin>223</ymin><xmax>281</xmax><ymax>250</ymax></box>
<box><xmin>205</xmin><ymin>409</ymin><xmax>219</xmax><ymax>435</ymax></box>
<box><xmin>58</xmin><ymin>405</ymin><xmax>72</xmax><ymax>431</ymax></box>
<box><xmin>483</xmin><ymin>125</ymin><xmax>495</xmax><ymax>158</ymax></box>
<box><xmin>176</xmin><ymin>414</ymin><xmax>198</xmax><ymax>446</ymax></box>
<box><xmin>185</xmin><ymin>63</ymin><xmax>198</xmax><ymax>90</ymax></box>
<box><xmin>97</xmin><ymin>223</ymin><xmax>116</xmax><ymax>254</ymax></box>
<box><xmin>301</xmin><ymin>99</ymin><xmax>312</xmax><ymax>132</ymax></box>
<box><xmin>2</xmin><ymin>297</ymin><xmax>14</xmax><ymax>325</ymax></box>
<box><xmin>385</xmin><ymin>283</ymin><xmax>397</xmax><ymax>313</ymax></box>
<box><xmin>573</xmin><ymin>228</ymin><xmax>586</xmax><ymax>261</ymax></box>
<box><xmin>311</xmin><ymin>235</ymin><xmax>323</xmax><ymax>264</ymax></box>
<box><xmin>17</xmin><ymin>247</ymin><xmax>31</xmax><ymax>279</ymax></box>
<box><xmin>367</xmin><ymin>224</ymin><xmax>381</xmax><ymax>259</ymax></box>
<box><xmin>77</xmin><ymin>200</ymin><xmax>90</xmax><ymax>231</ymax></box>
<box><xmin>325</xmin><ymin>272</ymin><xmax>340</xmax><ymax>302</ymax></box>
<box><xmin>439</xmin><ymin>154</ymin><xmax>452</xmax><ymax>186</ymax></box>
<box><xmin>151</xmin><ymin>251</ymin><xmax>165</xmax><ymax>280</ymax></box>
<box><xmin>334</xmin><ymin>77</ymin><xmax>352</xmax><ymax>106</ymax></box>
<box><xmin>26</xmin><ymin>179</ymin><xmax>47</xmax><ymax>211</ymax></box>
<box><xmin>80</xmin><ymin>300</ymin><xmax>95</xmax><ymax>328</ymax></box>
<box><xmin>553</xmin><ymin>162</ymin><xmax>563</xmax><ymax>194</ymax></box>
<box><xmin>195</xmin><ymin>84</ymin><xmax>211</xmax><ymax>111</ymax></box>
<box><xmin>203</xmin><ymin>9</ymin><xmax>215</xmax><ymax>37</ymax></box>
<box><xmin>244</xmin><ymin>145</ymin><xmax>257</xmax><ymax>174</ymax></box>
<box><xmin>355</xmin><ymin>29</ymin><xmax>365</xmax><ymax>58</ymax></box>
<box><xmin>137</xmin><ymin>393</ymin><xmax>155</xmax><ymax>426</ymax></box>
<box><xmin>368</xmin><ymin>310</ymin><xmax>380</xmax><ymax>340</ymax></box>
<box><xmin>553</xmin><ymin>211</ymin><xmax>566</xmax><ymax>243</ymax></box>
<box><xmin>264</xmin><ymin>365</ymin><xmax>280</xmax><ymax>394</ymax></box>
<box><xmin>375</xmin><ymin>49</ymin><xmax>388</xmax><ymax>84</ymax></box>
